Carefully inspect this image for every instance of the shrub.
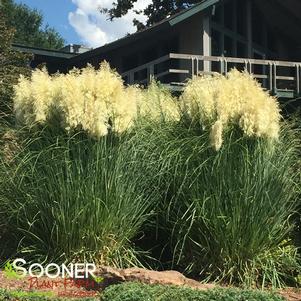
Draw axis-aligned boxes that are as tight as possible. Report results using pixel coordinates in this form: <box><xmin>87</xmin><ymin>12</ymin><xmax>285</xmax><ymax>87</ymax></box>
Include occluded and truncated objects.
<box><xmin>0</xmin><ymin>285</ymin><xmax>285</xmax><ymax>301</ymax></box>
<box><xmin>0</xmin><ymin>12</ymin><xmax>30</xmax><ymax>122</ymax></box>
<box><xmin>101</xmin><ymin>282</ymin><xmax>285</xmax><ymax>301</ymax></box>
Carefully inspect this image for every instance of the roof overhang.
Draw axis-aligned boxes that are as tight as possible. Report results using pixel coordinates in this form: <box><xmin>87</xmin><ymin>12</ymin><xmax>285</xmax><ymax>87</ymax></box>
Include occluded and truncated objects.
<box><xmin>12</xmin><ymin>44</ymin><xmax>76</xmax><ymax>59</ymax></box>
<box><xmin>169</xmin><ymin>0</ymin><xmax>219</xmax><ymax>26</ymax></box>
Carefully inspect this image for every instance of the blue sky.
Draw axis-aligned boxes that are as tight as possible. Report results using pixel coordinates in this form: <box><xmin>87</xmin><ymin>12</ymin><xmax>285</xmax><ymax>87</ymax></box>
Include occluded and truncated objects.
<box><xmin>15</xmin><ymin>0</ymin><xmax>80</xmax><ymax>45</ymax></box>
<box><xmin>14</xmin><ymin>0</ymin><xmax>151</xmax><ymax>48</ymax></box>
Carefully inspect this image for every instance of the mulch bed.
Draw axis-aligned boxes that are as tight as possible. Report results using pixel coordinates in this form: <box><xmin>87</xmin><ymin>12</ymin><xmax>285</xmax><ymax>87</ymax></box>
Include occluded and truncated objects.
<box><xmin>278</xmin><ymin>289</ymin><xmax>301</xmax><ymax>301</ymax></box>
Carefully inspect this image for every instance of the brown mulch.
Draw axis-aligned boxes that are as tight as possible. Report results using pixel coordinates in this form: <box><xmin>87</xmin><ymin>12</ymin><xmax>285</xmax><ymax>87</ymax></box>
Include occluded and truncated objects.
<box><xmin>279</xmin><ymin>288</ymin><xmax>301</xmax><ymax>301</ymax></box>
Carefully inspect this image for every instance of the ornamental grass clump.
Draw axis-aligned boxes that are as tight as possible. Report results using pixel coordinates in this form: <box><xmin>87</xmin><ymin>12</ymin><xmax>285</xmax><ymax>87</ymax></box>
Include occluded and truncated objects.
<box><xmin>130</xmin><ymin>72</ymin><xmax>300</xmax><ymax>287</ymax></box>
<box><xmin>181</xmin><ymin>69</ymin><xmax>281</xmax><ymax>150</ymax></box>
<box><xmin>1</xmin><ymin>63</ymin><xmax>156</xmax><ymax>265</ymax></box>
<box><xmin>0</xmin><ymin>128</ymin><xmax>153</xmax><ymax>266</ymax></box>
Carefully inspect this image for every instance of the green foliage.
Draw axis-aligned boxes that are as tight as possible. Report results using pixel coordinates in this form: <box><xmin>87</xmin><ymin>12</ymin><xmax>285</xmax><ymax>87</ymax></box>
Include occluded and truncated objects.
<box><xmin>0</xmin><ymin>126</ymin><xmax>153</xmax><ymax>266</ymax></box>
<box><xmin>3</xmin><ymin>260</ymin><xmax>23</xmax><ymax>279</ymax></box>
<box><xmin>0</xmin><ymin>289</ymin><xmax>98</xmax><ymax>301</ymax></box>
<box><xmin>0</xmin><ymin>9</ymin><xmax>30</xmax><ymax>122</ymax></box>
<box><xmin>101</xmin><ymin>282</ymin><xmax>285</xmax><ymax>301</ymax></box>
<box><xmin>1</xmin><ymin>0</ymin><xmax>65</xmax><ymax>49</ymax></box>
<box><xmin>0</xmin><ymin>285</ymin><xmax>285</xmax><ymax>301</ymax></box>
<box><xmin>100</xmin><ymin>0</ymin><xmax>200</xmax><ymax>30</ymax></box>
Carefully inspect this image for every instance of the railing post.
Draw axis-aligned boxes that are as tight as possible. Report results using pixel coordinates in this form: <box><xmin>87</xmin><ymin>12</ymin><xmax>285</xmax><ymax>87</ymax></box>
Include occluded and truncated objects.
<box><xmin>248</xmin><ymin>60</ymin><xmax>252</xmax><ymax>74</ymax></box>
<box><xmin>123</xmin><ymin>74</ymin><xmax>128</xmax><ymax>85</ymax></box>
<box><xmin>244</xmin><ymin>60</ymin><xmax>248</xmax><ymax>73</ymax></box>
<box><xmin>129</xmin><ymin>72</ymin><xmax>134</xmax><ymax>85</ymax></box>
<box><xmin>296</xmin><ymin>64</ymin><xmax>300</xmax><ymax>95</ymax></box>
<box><xmin>269</xmin><ymin>63</ymin><xmax>273</xmax><ymax>92</ymax></box>
<box><xmin>299</xmin><ymin>64</ymin><xmax>301</xmax><ymax>95</ymax></box>
<box><xmin>191</xmin><ymin>57</ymin><xmax>195</xmax><ymax>78</ymax></box>
<box><xmin>220</xmin><ymin>58</ymin><xmax>224</xmax><ymax>74</ymax></box>
<box><xmin>273</xmin><ymin>63</ymin><xmax>277</xmax><ymax>95</ymax></box>
<box><xmin>147</xmin><ymin>65</ymin><xmax>154</xmax><ymax>85</ymax></box>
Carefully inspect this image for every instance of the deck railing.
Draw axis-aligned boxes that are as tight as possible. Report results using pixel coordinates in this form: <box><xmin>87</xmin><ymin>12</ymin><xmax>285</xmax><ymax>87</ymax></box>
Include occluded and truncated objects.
<box><xmin>122</xmin><ymin>53</ymin><xmax>301</xmax><ymax>98</ymax></box>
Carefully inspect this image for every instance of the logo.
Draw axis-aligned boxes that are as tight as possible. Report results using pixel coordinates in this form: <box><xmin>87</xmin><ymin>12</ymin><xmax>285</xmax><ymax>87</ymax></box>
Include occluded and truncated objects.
<box><xmin>6</xmin><ymin>259</ymin><xmax>99</xmax><ymax>279</ymax></box>
<box><xmin>3</xmin><ymin>258</ymin><xmax>104</xmax><ymax>298</ymax></box>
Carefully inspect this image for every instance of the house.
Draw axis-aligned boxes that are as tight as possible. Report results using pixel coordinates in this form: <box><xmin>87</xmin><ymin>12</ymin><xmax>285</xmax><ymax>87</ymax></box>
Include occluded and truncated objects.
<box><xmin>14</xmin><ymin>0</ymin><xmax>301</xmax><ymax>99</ymax></box>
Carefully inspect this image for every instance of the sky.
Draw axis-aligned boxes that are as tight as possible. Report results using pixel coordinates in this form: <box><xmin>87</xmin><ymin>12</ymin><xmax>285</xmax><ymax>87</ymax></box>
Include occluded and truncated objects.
<box><xmin>14</xmin><ymin>0</ymin><xmax>151</xmax><ymax>48</ymax></box>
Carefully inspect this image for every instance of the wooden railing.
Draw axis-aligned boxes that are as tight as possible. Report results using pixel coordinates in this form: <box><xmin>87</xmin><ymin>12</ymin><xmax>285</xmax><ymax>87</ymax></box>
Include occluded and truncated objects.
<box><xmin>122</xmin><ymin>53</ymin><xmax>301</xmax><ymax>98</ymax></box>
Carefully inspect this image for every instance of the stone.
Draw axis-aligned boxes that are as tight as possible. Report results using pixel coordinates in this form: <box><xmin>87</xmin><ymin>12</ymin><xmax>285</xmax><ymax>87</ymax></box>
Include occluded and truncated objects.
<box><xmin>95</xmin><ymin>266</ymin><xmax>215</xmax><ymax>291</ymax></box>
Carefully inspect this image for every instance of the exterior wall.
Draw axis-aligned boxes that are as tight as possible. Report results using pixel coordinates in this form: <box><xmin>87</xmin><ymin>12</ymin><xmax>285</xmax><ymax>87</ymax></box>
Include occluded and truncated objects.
<box><xmin>174</xmin><ymin>12</ymin><xmax>204</xmax><ymax>79</ymax></box>
<box><xmin>177</xmin><ymin>12</ymin><xmax>203</xmax><ymax>55</ymax></box>
<box><xmin>70</xmin><ymin>28</ymin><xmax>180</xmax><ymax>78</ymax></box>
<box><xmin>274</xmin><ymin>34</ymin><xmax>297</xmax><ymax>62</ymax></box>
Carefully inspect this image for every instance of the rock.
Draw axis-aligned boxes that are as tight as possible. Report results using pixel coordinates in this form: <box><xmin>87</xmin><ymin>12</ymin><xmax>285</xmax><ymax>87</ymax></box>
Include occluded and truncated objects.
<box><xmin>95</xmin><ymin>266</ymin><xmax>215</xmax><ymax>291</ymax></box>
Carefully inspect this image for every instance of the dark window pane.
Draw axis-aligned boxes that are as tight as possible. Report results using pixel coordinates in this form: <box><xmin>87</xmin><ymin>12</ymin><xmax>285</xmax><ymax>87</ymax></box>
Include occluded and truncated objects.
<box><xmin>224</xmin><ymin>35</ymin><xmax>233</xmax><ymax>57</ymax></box>
<box><xmin>122</xmin><ymin>54</ymin><xmax>138</xmax><ymax>71</ymax></box>
<box><xmin>237</xmin><ymin>41</ymin><xmax>247</xmax><ymax>58</ymax></box>
<box><xmin>211</xmin><ymin>29</ymin><xmax>222</xmax><ymax>56</ymax></box>
<box><xmin>253</xmin><ymin>51</ymin><xmax>266</xmax><ymax>76</ymax></box>
<box><xmin>267</xmin><ymin>28</ymin><xmax>277</xmax><ymax>53</ymax></box>
<box><xmin>224</xmin><ymin>1</ymin><xmax>234</xmax><ymax>30</ymax></box>
<box><xmin>212</xmin><ymin>4</ymin><xmax>222</xmax><ymax>24</ymax></box>
<box><xmin>252</xmin><ymin>3</ymin><xmax>263</xmax><ymax>45</ymax></box>
<box><xmin>237</xmin><ymin>0</ymin><xmax>246</xmax><ymax>36</ymax></box>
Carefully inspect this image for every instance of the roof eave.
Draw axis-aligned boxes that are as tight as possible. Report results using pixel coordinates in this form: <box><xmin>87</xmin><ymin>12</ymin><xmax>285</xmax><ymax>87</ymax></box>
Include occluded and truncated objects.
<box><xmin>70</xmin><ymin>21</ymin><xmax>171</xmax><ymax>63</ymax></box>
<box><xmin>12</xmin><ymin>44</ymin><xmax>76</xmax><ymax>59</ymax></box>
<box><xmin>169</xmin><ymin>0</ymin><xmax>220</xmax><ymax>26</ymax></box>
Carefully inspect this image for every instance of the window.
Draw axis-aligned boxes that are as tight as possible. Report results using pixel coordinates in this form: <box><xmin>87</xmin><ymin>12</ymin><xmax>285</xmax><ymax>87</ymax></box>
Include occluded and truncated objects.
<box><xmin>252</xmin><ymin>3</ymin><xmax>263</xmax><ymax>45</ymax></box>
<box><xmin>211</xmin><ymin>29</ymin><xmax>222</xmax><ymax>56</ymax></box>
<box><xmin>209</xmin><ymin>0</ymin><xmax>273</xmax><ymax>61</ymax></box>
<box><xmin>237</xmin><ymin>41</ymin><xmax>247</xmax><ymax>58</ymax></box>
<box><xmin>237</xmin><ymin>0</ymin><xmax>246</xmax><ymax>36</ymax></box>
<box><xmin>224</xmin><ymin>35</ymin><xmax>234</xmax><ymax>57</ymax></box>
<box><xmin>267</xmin><ymin>29</ymin><xmax>277</xmax><ymax>54</ymax></box>
<box><xmin>224</xmin><ymin>1</ymin><xmax>234</xmax><ymax>30</ymax></box>
<box><xmin>122</xmin><ymin>54</ymin><xmax>138</xmax><ymax>72</ymax></box>
<box><xmin>212</xmin><ymin>4</ymin><xmax>222</xmax><ymax>24</ymax></box>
